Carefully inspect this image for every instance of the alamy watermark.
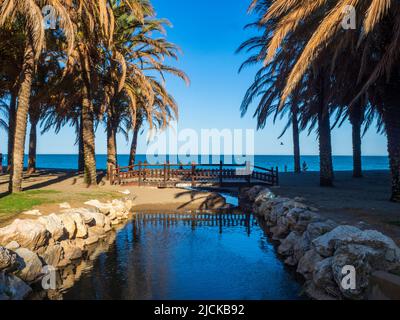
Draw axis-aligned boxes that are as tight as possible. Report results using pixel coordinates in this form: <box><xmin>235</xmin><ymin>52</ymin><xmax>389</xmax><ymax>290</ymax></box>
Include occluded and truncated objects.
<box><xmin>145</xmin><ymin>122</ymin><xmax>255</xmax><ymax>174</ymax></box>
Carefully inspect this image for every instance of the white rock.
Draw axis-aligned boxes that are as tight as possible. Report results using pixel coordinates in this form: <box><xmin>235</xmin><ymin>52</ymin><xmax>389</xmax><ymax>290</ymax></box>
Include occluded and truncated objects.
<box><xmin>38</xmin><ymin>214</ymin><xmax>67</xmax><ymax>241</ymax></box>
<box><xmin>22</xmin><ymin>210</ymin><xmax>42</xmax><ymax>216</ymax></box>
<box><xmin>5</xmin><ymin>241</ymin><xmax>20</xmax><ymax>251</ymax></box>
<box><xmin>14</xmin><ymin>248</ymin><xmax>43</xmax><ymax>282</ymax></box>
<box><xmin>41</xmin><ymin>244</ymin><xmax>64</xmax><ymax>267</ymax></box>
<box><xmin>119</xmin><ymin>190</ymin><xmax>131</xmax><ymax>195</ymax></box>
<box><xmin>0</xmin><ymin>219</ymin><xmax>50</xmax><ymax>251</ymax></box>
<box><xmin>59</xmin><ymin>202</ymin><xmax>71</xmax><ymax>209</ymax></box>
<box><xmin>58</xmin><ymin>214</ymin><xmax>77</xmax><ymax>239</ymax></box>
<box><xmin>0</xmin><ymin>247</ymin><xmax>18</xmax><ymax>272</ymax></box>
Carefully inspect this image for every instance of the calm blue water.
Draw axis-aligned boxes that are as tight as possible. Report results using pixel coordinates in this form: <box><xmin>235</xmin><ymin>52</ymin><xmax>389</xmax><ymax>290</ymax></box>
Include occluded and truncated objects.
<box><xmin>62</xmin><ymin>213</ymin><xmax>302</xmax><ymax>300</ymax></box>
<box><xmin>3</xmin><ymin>154</ymin><xmax>389</xmax><ymax>172</ymax></box>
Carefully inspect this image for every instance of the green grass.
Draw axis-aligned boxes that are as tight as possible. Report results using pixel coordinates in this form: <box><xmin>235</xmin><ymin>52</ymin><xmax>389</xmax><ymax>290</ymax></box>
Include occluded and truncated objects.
<box><xmin>0</xmin><ymin>189</ymin><xmax>122</xmax><ymax>225</ymax></box>
<box><xmin>0</xmin><ymin>190</ymin><xmax>60</xmax><ymax>214</ymax></box>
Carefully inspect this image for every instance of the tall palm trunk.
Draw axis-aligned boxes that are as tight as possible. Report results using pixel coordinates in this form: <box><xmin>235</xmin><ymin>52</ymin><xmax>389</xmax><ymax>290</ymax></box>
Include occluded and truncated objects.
<box><xmin>27</xmin><ymin>117</ymin><xmax>38</xmax><ymax>174</ymax></box>
<box><xmin>292</xmin><ymin>105</ymin><xmax>301</xmax><ymax>173</ymax></box>
<box><xmin>317</xmin><ymin>72</ymin><xmax>333</xmax><ymax>187</ymax></box>
<box><xmin>349</xmin><ymin>105</ymin><xmax>363</xmax><ymax>178</ymax></box>
<box><xmin>9</xmin><ymin>42</ymin><xmax>35</xmax><ymax>193</ymax></box>
<box><xmin>78</xmin><ymin>114</ymin><xmax>84</xmax><ymax>172</ymax></box>
<box><xmin>81</xmin><ymin>86</ymin><xmax>97</xmax><ymax>186</ymax></box>
<box><xmin>107</xmin><ymin>109</ymin><xmax>118</xmax><ymax>172</ymax></box>
<box><xmin>7</xmin><ymin>90</ymin><xmax>17</xmax><ymax>171</ymax></box>
<box><xmin>129</xmin><ymin>124</ymin><xmax>140</xmax><ymax>167</ymax></box>
<box><xmin>318</xmin><ymin>110</ymin><xmax>334</xmax><ymax>186</ymax></box>
<box><xmin>384</xmin><ymin>104</ymin><xmax>400</xmax><ymax>202</ymax></box>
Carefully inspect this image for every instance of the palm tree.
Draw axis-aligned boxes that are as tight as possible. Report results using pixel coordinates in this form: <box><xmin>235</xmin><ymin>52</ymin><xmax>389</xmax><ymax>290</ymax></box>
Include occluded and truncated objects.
<box><xmin>257</xmin><ymin>0</ymin><xmax>400</xmax><ymax>201</ymax></box>
<box><xmin>0</xmin><ymin>0</ymin><xmax>74</xmax><ymax>193</ymax></box>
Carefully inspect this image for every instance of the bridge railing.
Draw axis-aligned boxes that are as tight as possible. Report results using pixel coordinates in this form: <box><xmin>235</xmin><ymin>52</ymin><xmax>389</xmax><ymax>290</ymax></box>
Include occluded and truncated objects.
<box><xmin>109</xmin><ymin>161</ymin><xmax>279</xmax><ymax>186</ymax></box>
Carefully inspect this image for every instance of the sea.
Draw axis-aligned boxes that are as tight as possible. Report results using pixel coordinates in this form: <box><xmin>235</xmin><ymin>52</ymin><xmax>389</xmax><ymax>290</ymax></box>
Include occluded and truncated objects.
<box><xmin>1</xmin><ymin>154</ymin><xmax>390</xmax><ymax>172</ymax></box>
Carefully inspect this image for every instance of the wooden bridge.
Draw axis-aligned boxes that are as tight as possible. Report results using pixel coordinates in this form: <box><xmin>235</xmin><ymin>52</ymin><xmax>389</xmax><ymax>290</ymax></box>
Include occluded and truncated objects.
<box><xmin>109</xmin><ymin>161</ymin><xmax>279</xmax><ymax>187</ymax></box>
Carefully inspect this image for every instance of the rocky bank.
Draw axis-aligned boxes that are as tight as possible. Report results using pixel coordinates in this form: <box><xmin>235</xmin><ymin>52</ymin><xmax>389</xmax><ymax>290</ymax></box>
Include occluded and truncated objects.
<box><xmin>239</xmin><ymin>186</ymin><xmax>400</xmax><ymax>300</ymax></box>
<box><xmin>0</xmin><ymin>197</ymin><xmax>134</xmax><ymax>300</ymax></box>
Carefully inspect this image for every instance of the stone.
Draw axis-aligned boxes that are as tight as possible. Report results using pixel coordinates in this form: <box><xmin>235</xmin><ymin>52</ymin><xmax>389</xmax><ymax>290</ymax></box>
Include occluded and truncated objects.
<box><xmin>0</xmin><ymin>219</ymin><xmax>50</xmax><ymax>251</ymax></box>
<box><xmin>312</xmin><ymin>225</ymin><xmax>400</xmax><ymax>260</ymax></box>
<box><xmin>38</xmin><ymin>214</ymin><xmax>67</xmax><ymax>241</ymax></box>
<box><xmin>41</xmin><ymin>244</ymin><xmax>64</xmax><ymax>267</ymax></box>
<box><xmin>0</xmin><ymin>272</ymin><xmax>32</xmax><ymax>300</ymax></box>
<box><xmin>59</xmin><ymin>202</ymin><xmax>71</xmax><ymax>209</ymax></box>
<box><xmin>58</xmin><ymin>214</ymin><xmax>77</xmax><ymax>239</ymax></box>
<box><xmin>246</xmin><ymin>186</ymin><xmax>266</xmax><ymax>202</ymax></box>
<box><xmin>0</xmin><ymin>247</ymin><xmax>18</xmax><ymax>272</ymax></box>
<box><xmin>14</xmin><ymin>248</ymin><xmax>43</xmax><ymax>282</ymax></box>
<box><xmin>22</xmin><ymin>210</ymin><xmax>42</xmax><ymax>216</ymax></box>
<box><xmin>119</xmin><ymin>190</ymin><xmax>131</xmax><ymax>195</ymax></box>
<box><xmin>68</xmin><ymin>213</ymin><xmax>88</xmax><ymax>239</ymax></box>
<box><xmin>254</xmin><ymin>188</ymin><xmax>275</xmax><ymax>206</ymax></box>
<box><xmin>5</xmin><ymin>241</ymin><xmax>20</xmax><ymax>251</ymax></box>
<box><xmin>60</xmin><ymin>241</ymin><xmax>83</xmax><ymax>261</ymax></box>
<box><xmin>293</xmin><ymin>220</ymin><xmax>338</xmax><ymax>262</ymax></box>
<box><xmin>312</xmin><ymin>257</ymin><xmax>341</xmax><ymax>298</ymax></box>
<box><xmin>79</xmin><ymin>211</ymin><xmax>106</xmax><ymax>228</ymax></box>
<box><xmin>297</xmin><ymin>249</ymin><xmax>324</xmax><ymax>280</ymax></box>
<box><xmin>331</xmin><ymin>243</ymin><xmax>395</xmax><ymax>299</ymax></box>
<box><xmin>278</xmin><ymin>231</ymin><xmax>302</xmax><ymax>258</ymax></box>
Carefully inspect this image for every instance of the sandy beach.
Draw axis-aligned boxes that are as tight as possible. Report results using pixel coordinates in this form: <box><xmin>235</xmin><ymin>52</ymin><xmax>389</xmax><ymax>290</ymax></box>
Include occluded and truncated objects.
<box><xmin>0</xmin><ymin>170</ymin><xmax>227</xmax><ymax>226</ymax></box>
<box><xmin>1</xmin><ymin>169</ymin><xmax>400</xmax><ymax>243</ymax></box>
<box><xmin>274</xmin><ymin>170</ymin><xmax>400</xmax><ymax>244</ymax></box>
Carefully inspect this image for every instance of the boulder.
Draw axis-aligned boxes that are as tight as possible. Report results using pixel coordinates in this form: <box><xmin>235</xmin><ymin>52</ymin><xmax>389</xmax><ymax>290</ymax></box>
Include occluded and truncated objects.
<box><xmin>312</xmin><ymin>226</ymin><xmax>400</xmax><ymax>260</ymax></box>
<box><xmin>278</xmin><ymin>231</ymin><xmax>302</xmax><ymax>258</ymax></box>
<box><xmin>331</xmin><ymin>243</ymin><xmax>392</xmax><ymax>299</ymax></box>
<box><xmin>79</xmin><ymin>211</ymin><xmax>106</xmax><ymax>228</ymax></box>
<box><xmin>0</xmin><ymin>219</ymin><xmax>50</xmax><ymax>251</ymax></box>
<box><xmin>59</xmin><ymin>202</ymin><xmax>71</xmax><ymax>209</ymax></box>
<box><xmin>5</xmin><ymin>241</ymin><xmax>20</xmax><ymax>251</ymax></box>
<box><xmin>38</xmin><ymin>214</ymin><xmax>67</xmax><ymax>241</ymax></box>
<box><xmin>246</xmin><ymin>186</ymin><xmax>266</xmax><ymax>202</ymax></box>
<box><xmin>41</xmin><ymin>244</ymin><xmax>64</xmax><ymax>267</ymax></box>
<box><xmin>297</xmin><ymin>249</ymin><xmax>324</xmax><ymax>280</ymax></box>
<box><xmin>14</xmin><ymin>248</ymin><xmax>43</xmax><ymax>282</ymax></box>
<box><xmin>22</xmin><ymin>210</ymin><xmax>42</xmax><ymax>216</ymax></box>
<box><xmin>293</xmin><ymin>220</ymin><xmax>338</xmax><ymax>262</ymax></box>
<box><xmin>312</xmin><ymin>257</ymin><xmax>341</xmax><ymax>298</ymax></box>
<box><xmin>0</xmin><ymin>247</ymin><xmax>18</xmax><ymax>272</ymax></box>
<box><xmin>0</xmin><ymin>272</ymin><xmax>32</xmax><ymax>300</ymax></box>
<box><xmin>60</xmin><ymin>241</ymin><xmax>83</xmax><ymax>262</ymax></box>
<box><xmin>254</xmin><ymin>188</ymin><xmax>275</xmax><ymax>206</ymax></box>
<box><xmin>58</xmin><ymin>214</ymin><xmax>77</xmax><ymax>239</ymax></box>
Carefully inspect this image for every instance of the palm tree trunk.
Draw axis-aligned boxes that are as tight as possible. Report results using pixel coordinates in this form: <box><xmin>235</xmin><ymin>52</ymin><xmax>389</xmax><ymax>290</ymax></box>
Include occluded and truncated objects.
<box><xmin>7</xmin><ymin>90</ymin><xmax>17</xmax><ymax>171</ymax></box>
<box><xmin>27</xmin><ymin>117</ymin><xmax>38</xmax><ymax>174</ymax></box>
<box><xmin>292</xmin><ymin>105</ymin><xmax>301</xmax><ymax>173</ymax></box>
<box><xmin>78</xmin><ymin>114</ymin><xmax>84</xmax><ymax>172</ymax></box>
<box><xmin>384</xmin><ymin>105</ymin><xmax>400</xmax><ymax>202</ymax></box>
<box><xmin>350</xmin><ymin>107</ymin><xmax>363</xmax><ymax>178</ymax></box>
<box><xmin>318</xmin><ymin>110</ymin><xmax>334</xmax><ymax>186</ymax></box>
<box><xmin>81</xmin><ymin>85</ymin><xmax>97</xmax><ymax>186</ymax></box>
<box><xmin>129</xmin><ymin>125</ymin><xmax>140</xmax><ymax>167</ymax></box>
<box><xmin>107</xmin><ymin>110</ymin><xmax>117</xmax><ymax>173</ymax></box>
<box><xmin>9</xmin><ymin>42</ymin><xmax>35</xmax><ymax>193</ymax></box>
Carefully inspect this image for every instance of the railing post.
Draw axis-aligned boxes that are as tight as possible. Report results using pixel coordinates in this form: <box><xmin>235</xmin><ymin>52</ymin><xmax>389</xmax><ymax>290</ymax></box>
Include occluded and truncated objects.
<box><xmin>275</xmin><ymin>166</ymin><xmax>279</xmax><ymax>185</ymax></box>
<box><xmin>138</xmin><ymin>161</ymin><xmax>142</xmax><ymax>186</ymax></box>
<box><xmin>191</xmin><ymin>162</ymin><xmax>196</xmax><ymax>187</ymax></box>
<box><xmin>219</xmin><ymin>160</ymin><xmax>223</xmax><ymax>186</ymax></box>
<box><xmin>164</xmin><ymin>162</ymin><xmax>167</xmax><ymax>184</ymax></box>
<box><xmin>116</xmin><ymin>165</ymin><xmax>121</xmax><ymax>185</ymax></box>
<box><xmin>167</xmin><ymin>161</ymin><xmax>170</xmax><ymax>180</ymax></box>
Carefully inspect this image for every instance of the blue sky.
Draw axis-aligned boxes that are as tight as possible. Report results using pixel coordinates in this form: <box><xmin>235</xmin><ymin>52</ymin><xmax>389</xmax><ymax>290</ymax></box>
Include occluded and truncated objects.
<box><xmin>0</xmin><ymin>0</ymin><xmax>388</xmax><ymax>156</ymax></box>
